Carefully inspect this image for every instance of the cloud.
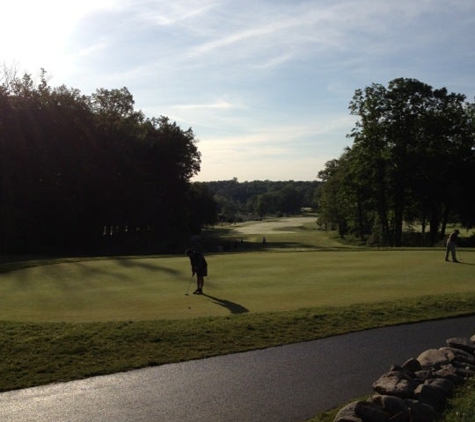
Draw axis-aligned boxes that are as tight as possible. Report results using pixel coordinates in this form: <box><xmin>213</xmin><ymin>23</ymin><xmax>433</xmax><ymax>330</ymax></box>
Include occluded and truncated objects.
<box><xmin>131</xmin><ymin>0</ymin><xmax>219</xmax><ymax>26</ymax></box>
<box><xmin>170</xmin><ymin>100</ymin><xmax>234</xmax><ymax>110</ymax></box>
<box><xmin>195</xmin><ymin>114</ymin><xmax>355</xmax><ymax>162</ymax></box>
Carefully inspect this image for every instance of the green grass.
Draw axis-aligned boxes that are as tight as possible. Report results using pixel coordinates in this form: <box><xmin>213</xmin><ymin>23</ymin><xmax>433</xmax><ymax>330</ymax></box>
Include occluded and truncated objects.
<box><xmin>0</xmin><ymin>215</ymin><xmax>474</xmax><ymax>417</ymax></box>
<box><xmin>440</xmin><ymin>377</ymin><xmax>475</xmax><ymax>422</ymax></box>
<box><xmin>1</xmin><ymin>294</ymin><xmax>475</xmax><ymax>392</ymax></box>
<box><xmin>0</xmin><ymin>249</ymin><xmax>474</xmax><ymax>322</ymax></box>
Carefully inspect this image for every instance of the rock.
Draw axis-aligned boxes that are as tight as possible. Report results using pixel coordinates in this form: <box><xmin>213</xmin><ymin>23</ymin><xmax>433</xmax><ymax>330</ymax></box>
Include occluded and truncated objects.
<box><xmin>355</xmin><ymin>401</ymin><xmax>390</xmax><ymax>422</ymax></box>
<box><xmin>423</xmin><ymin>378</ymin><xmax>454</xmax><ymax>395</ymax></box>
<box><xmin>335</xmin><ymin>401</ymin><xmax>362</xmax><ymax>422</ymax></box>
<box><xmin>401</xmin><ymin>358</ymin><xmax>422</xmax><ymax>374</ymax></box>
<box><xmin>372</xmin><ymin>370</ymin><xmax>421</xmax><ymax>398</ymax></box>
<box><xmin>389</xmin><ymin>365</ymin><xmax>416</xmax><ymax>379</ymax></box>
<box><xmin>432</xmin><ymin>364</ymin><xmax>464</xmax><ymax>384</ymax></box>
<box><xmin>450</xmin><ymin>361</ymin><xmax>475</xmax><ymax>376</ymax></box>
<box><xmin>387</xmin><ymin>411</ymin><xmax>410</xmax><ymax>422</ymax></box>
<box><xmin>332</xmin><ymin>333</ymin><xmax>474</xmax><ymax>422</ymax></box>
<box><xmin>447</xmin><ymin>337</ymin><xmax>475</xmax><ymax>354</ymax></box>
<box><xmin>405</xmin><ymin>399</ymin><xmax>437</xmax><ymax>422</ymax></box>
<box><xmin>414</xmin><ymin>370</ymin><xmax>431</xmax><ymax>381</ymax></box>
<box><xmin>368</xmin><ymin>395</ymin><xmax>408</xmax><ymax>416</ymax></box>
<box><xmin>413</xmin><ymin>384</ymin><xmax>447</xmax><ymax>413</ymax></box>
<box><xmin>439</xmin><ymin>347</ymin><xmax>475</xmax><ymax>365</ymax></box>
<box><xmin>417</xmin><ymin>349</ymin><xmax>450</xmax><ymax>368</ymax></box>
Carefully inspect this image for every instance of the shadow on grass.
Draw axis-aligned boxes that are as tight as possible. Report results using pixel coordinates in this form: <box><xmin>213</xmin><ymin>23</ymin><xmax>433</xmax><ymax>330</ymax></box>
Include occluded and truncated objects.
<box><xmin>455</xmin><ymin>261</ymin><xmax>475</xmax><ymax>266</ymax></box>
<box><xmin>115</xmin><ymin>258</ymin><xmax>181</xmax><ymax>275</ymax></box>
<box><xmin>260</xmin><ymin>241</ymin><xmax>349</xmax><ymax>250</ymax></box>
<box><xmin>202</xmin><ymin>294</ymin><xmax>249</xmax><ymax>314</ymax></box>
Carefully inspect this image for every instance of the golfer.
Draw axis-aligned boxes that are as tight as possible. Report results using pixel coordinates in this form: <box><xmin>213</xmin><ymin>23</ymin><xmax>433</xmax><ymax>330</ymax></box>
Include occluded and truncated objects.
<box><xmin>445</xmin><ymin>229</ymin><xmax>460</xmax><ymax>262</ymax></box>
<box><xmin>186</xmin><ymin>249</ymin><xmax>208</xmax><ymax>294</ymax></box>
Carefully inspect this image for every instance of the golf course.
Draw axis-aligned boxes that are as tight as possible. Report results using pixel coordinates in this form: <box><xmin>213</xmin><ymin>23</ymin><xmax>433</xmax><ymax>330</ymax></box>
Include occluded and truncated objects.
<box><xmin>1</xmin><ymin>217</ymin><xmax>473</xmax><ymax>322</ymax></box>
<box><xmin>0</xmin><ymin>216</ymin><xmax>474</xmax><ymax>397</ymax></box>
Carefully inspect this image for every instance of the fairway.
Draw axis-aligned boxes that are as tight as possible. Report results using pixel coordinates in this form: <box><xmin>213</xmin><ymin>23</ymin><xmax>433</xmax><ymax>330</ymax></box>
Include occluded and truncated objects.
<box><xmin>0</xmin><ymin>217</ymin><xmax>473</xmax><ymax>322</ymax></box>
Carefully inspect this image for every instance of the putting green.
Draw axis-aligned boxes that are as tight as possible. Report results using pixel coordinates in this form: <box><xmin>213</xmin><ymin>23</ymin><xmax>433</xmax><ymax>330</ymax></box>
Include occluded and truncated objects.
<box><xmin>0</xmin><ymin>248</ymin><xmax>473</xmax><ymax>322</ymax></box>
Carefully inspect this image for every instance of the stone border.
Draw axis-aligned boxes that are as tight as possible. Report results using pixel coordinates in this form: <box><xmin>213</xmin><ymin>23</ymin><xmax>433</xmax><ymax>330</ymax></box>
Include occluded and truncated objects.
<box><xmin>334</xmin><ymin>336</ymin><xmax>475</xmax><ymax>422</ymax></box>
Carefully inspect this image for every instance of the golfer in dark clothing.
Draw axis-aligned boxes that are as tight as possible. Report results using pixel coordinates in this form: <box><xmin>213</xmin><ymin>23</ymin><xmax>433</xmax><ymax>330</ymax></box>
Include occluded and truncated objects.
<box><xmin>445</xmin><ymin>230</ymin><xmax>460</xmax><ymax>262</ymax></box>
<box><xmin>186</xmin><ymin>249</ymin><xmax>208</xmax><ymax>294</ymax></box>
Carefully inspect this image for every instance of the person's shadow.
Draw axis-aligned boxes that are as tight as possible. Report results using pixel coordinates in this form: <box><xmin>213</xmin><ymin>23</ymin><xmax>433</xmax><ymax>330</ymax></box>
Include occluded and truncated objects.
<box><xmin>202</xmin><ymin>294</ymin><xmax>249</xmax><ymax>314</ymax></box>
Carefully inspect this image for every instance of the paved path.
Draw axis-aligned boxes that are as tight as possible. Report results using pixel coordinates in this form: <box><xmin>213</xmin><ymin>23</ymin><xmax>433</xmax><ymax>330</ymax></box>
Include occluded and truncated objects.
<box><xmin>1</xmin><ymin>316</ymin><xmax>474</xmax><ymax>422</ymax></box>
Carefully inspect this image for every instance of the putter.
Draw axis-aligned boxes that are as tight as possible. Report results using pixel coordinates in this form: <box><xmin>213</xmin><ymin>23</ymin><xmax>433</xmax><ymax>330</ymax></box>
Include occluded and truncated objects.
<box><xmin>185</xmin><ymin>275</ymin><xmax>193</xmax><ymax>296</ymax></box>
<box><xmin>457</xmin><ymin>247</ymin><xmax>462</xmax><ymax>262</ymax></box>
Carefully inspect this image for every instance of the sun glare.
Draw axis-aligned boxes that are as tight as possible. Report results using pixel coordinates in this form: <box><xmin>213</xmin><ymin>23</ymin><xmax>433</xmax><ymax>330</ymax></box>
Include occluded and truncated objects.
<box><xmin>1</xmin><ymin>0</ymin><xmax>121</xmax><ymax>70</ymax></box>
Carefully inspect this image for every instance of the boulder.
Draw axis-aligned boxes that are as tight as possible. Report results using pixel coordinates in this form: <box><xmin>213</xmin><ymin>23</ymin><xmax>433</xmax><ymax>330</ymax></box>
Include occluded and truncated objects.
<box><xmin>439</xmin><ymin>347</ymin><xmax>475</xmax><ymax>365</ymax></box>
<box><xmin>417</xmin><ymin>349</ymin><xmax>450</xmax><ymax>368</ymax></box>
<box><xmin>355</xmin><ymin>401</ymin><xmax>390</xmax><ymax>422</ymax></box>
<box><xmin>432</xmin><ymin>364</ymin><xmax>464</xmax><ymax>384</ymax></box>
<box><xmin>450</xmin><ymin>361</ymin><xmax>475</xmax><ymax>376</ymax></box>
<box><xmin>413</xmin><ymin>384</ymin><xmax>447</xmax><ymax>413</ymax></box>
<box><xmin>335</xmin><ymin>401</ymin><xmax>362</xmax><ymax>422</ymax></box>
<box><xmin>368</xmin><ymin>395</ymin><xmax>408</xmax><ymax>416</ymax></box>
<box><xmin>387</xmin><ymin>411</ymin><xmax>410</xmax><ymax>422</ymax></box>
<box><xmin>414</xmin><ymin>370</ymin><xmax>431</xmax><ymax>381</ymax></box>
<box><xmin>404</xmin><ymin>399</ymin><xmax>437</xmax><ymax>422</ymax></box>
<box><xmin>332</xmin><ymin>333</ymin><xmax>474</xmax><ymax>422</ymax></box>
<box><xmin>401</xmin><ymin>358</ymin><xmax>421</xmax><ymax>374</ymax></box>
<box><xmin>389</xmin><ymin>365</ymin><xmax>416</xmax><ymax>379</ymax></box>
<box><xmin>423</xmin><ymin>378</ymin><xmax>454</xmax><ymax>395</ymax></box>
<box><xmin>372</xmin><ymin>370</ymin><xmax>421</xmax><ymax>398</ymax></box>
<box><xmin>446</xmin><ymin>337</ymin><xmax>475</xmax><ymax>354</ymax></box>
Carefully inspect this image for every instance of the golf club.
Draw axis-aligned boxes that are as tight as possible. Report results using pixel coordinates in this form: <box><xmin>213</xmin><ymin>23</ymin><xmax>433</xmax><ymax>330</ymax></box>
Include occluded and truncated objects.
<box><xmin>457</xmin><ymin>246</ymin><xmax>462</xmax><ymax>262</ymax></box>
<box><xmin>185</xmin><ymin>275</ymin><xmax>193</xmax><ymax>296</ymax></box>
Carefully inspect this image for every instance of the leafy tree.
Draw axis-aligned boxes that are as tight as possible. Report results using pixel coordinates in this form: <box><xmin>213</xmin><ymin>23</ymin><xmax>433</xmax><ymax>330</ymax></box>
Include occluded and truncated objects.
<box><xmin>317</xmin><ymin>158</ymin><xmax>348</xmax><ymax>234</ymax></box>
<box><xmin>205</xmin><ymin>179</ymin><xmax>320</xmax><ymax>218</ymax></box>
<box><xmin>186</xmin><ymin>182</ymin><xmax>218</xmax><ymax>231</ymax></box>
<box><xmin>0</xmin><ymin>70</ymin><xmax>205</xmax><ymax>254</ymax></box>
<box><xmin>321</xmin><ymin>78</ymin><xmax>474</xmax><ymax>246</ymax></box>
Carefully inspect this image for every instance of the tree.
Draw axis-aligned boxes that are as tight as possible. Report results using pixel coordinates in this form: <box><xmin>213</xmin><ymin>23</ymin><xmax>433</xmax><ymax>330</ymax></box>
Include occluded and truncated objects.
<box><xmin>317</xmin><ymin>158</ymin><xmax>349</xmax><ymax>235</ymax></box>
<box><xmin>205</xmin><ymin>179</ymin><xmax>320</xmax><ymax>218</ymax></box>
<box><xmin>186</xmin><ymin>182</ymin><xmax>218</xmax><ymax>232</ymax></box>
<box><xmin>346</xmin><ymin>78</ymin><xmax>474</xmax><ymax>246</ymax></box>
<box><xmin>318</xmin><ymin>78</ymin><xmax>474</xmax><ymax>246</ymax></box>
<box><xmin>0</xmin><ymin>70</ymin><xmax>206</xmax><ymax>254</ymax></box>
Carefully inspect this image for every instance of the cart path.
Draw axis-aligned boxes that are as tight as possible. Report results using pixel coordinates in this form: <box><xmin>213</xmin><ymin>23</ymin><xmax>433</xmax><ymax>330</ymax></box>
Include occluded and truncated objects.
<box><xmin>1</xmin><ymin>315</ymin><xmax>474</xmax><ymax>422</ymax></box>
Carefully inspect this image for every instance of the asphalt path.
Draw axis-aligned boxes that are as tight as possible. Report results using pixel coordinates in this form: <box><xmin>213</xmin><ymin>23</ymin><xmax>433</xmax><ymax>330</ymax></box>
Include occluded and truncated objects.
<box><xmin>1</xmin><ymin>316</ymin><xmax>474</xmax><ymax>422</ymax></box>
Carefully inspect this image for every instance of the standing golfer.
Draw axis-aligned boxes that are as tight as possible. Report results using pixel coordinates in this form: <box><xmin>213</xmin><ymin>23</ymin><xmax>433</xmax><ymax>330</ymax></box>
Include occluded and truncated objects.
<box><xmin>445</xmin><ymin>229</ymin><xmax>460</xmax><ymax>262</ymax></box>
<box><xmin>186</xmin><ymin>249</ymin><xmax>208</xmax><ymax>294</ymax></box>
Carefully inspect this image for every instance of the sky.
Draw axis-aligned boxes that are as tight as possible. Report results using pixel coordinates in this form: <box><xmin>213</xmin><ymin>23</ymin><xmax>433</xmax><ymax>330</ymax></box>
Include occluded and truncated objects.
<box><xmin>1</xmin><ymin>0</ymin><xmax>474</xmax><ymax>182</ymax></box>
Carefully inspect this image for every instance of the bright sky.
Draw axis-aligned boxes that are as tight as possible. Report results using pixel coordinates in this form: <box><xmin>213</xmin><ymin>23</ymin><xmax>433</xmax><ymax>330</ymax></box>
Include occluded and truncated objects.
<box><xmin>1</xmin><ymin>0</ymin><xmax>474</xmax><ymax>181</ymax></box>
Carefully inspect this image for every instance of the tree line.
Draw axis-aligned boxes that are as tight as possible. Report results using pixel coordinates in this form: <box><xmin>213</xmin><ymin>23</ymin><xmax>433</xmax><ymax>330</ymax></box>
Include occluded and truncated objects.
<box><xmin>204</xmin><ymin>178</ymin><xmax>320</xmax><ymax>221</ymax></box>
<box><xmin>317</xmin><ymin>78</ymin><xmax>475</xmax><ymax>246</ymax></box>
<box><xmin>2</xmin><ymin>72</ymin><xmax>472</xmax><ymax>254</ymax></box>
<box><xmin>0</xmin><ymin>70</ymin><xmax>216</xmax><ymax>255</ymax></box>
